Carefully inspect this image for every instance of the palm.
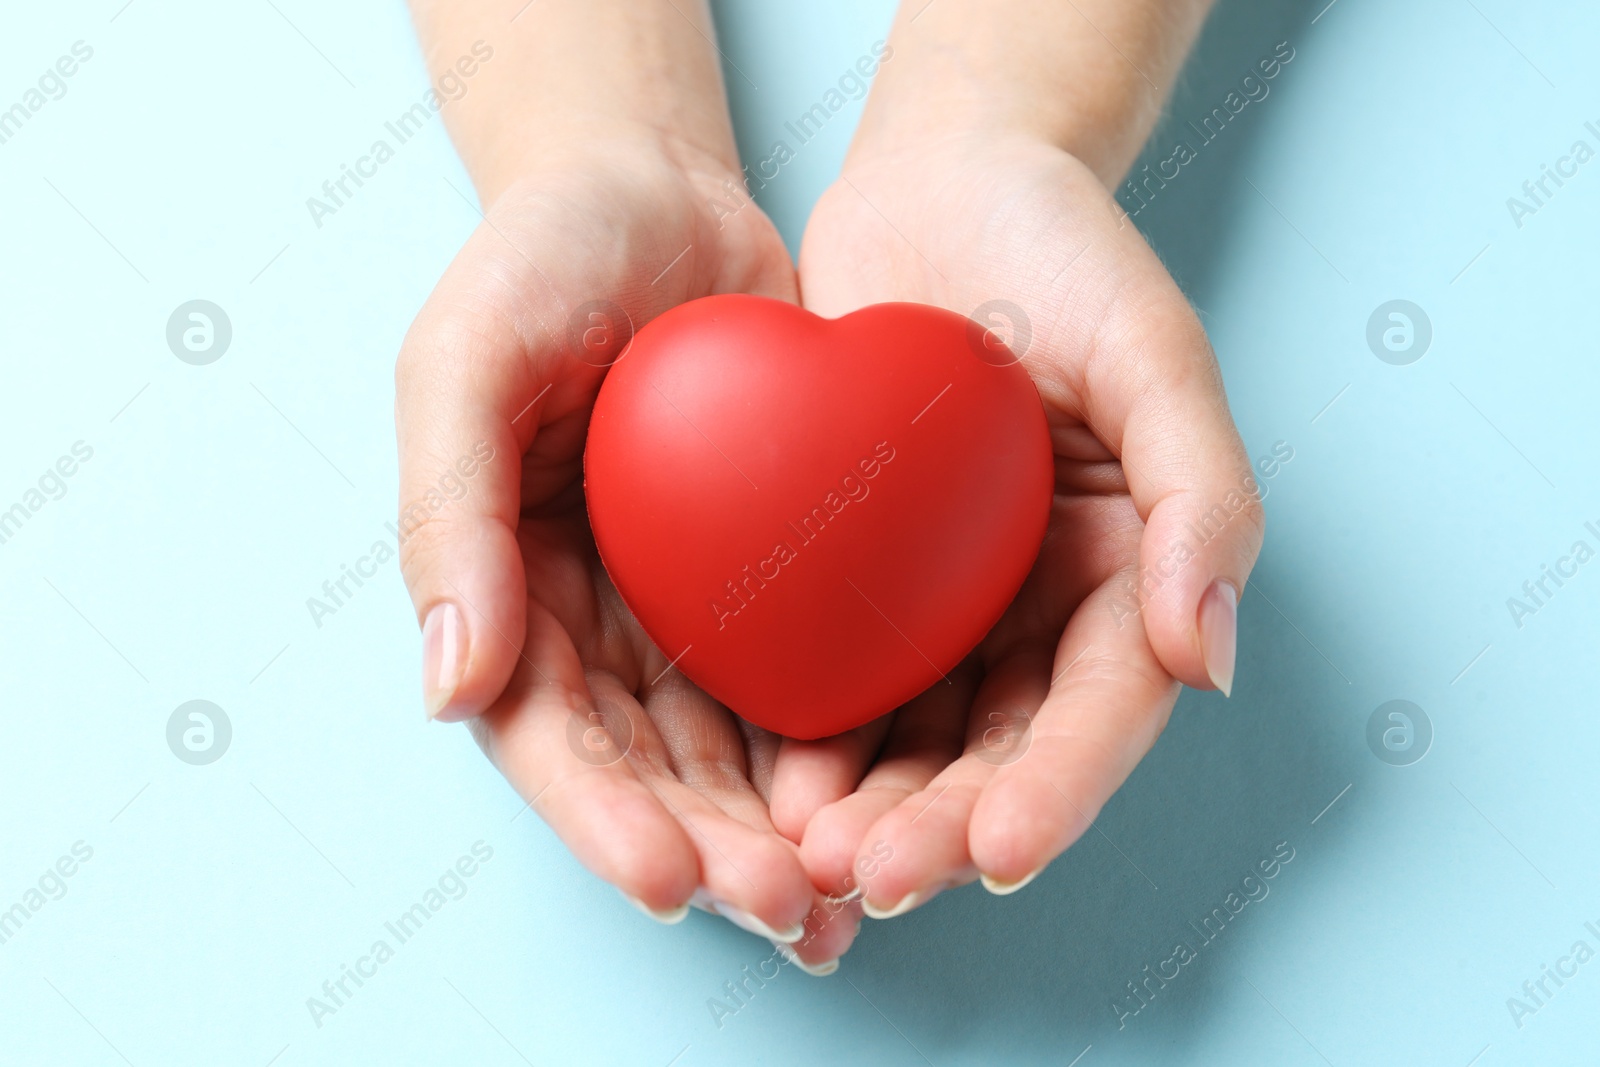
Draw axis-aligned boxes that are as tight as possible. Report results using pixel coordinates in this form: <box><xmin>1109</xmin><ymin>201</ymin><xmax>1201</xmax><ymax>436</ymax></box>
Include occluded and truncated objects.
<box><xmin>772</xmin><ymin>135</ymin><xmax>1193</xmax><ymax>906</ymax></box>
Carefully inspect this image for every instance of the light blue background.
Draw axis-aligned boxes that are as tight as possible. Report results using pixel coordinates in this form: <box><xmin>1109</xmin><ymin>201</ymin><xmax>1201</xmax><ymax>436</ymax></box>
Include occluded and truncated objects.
<box><xmin>1</xmin><ymin>0</ymin><xmax>1596</xmax><ymax>1064</ymax></box>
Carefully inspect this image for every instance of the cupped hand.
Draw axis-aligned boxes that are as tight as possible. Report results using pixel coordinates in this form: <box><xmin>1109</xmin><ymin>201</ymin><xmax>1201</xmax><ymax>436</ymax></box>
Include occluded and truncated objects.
<box><xmin>394</xmin><ymin>136</ymin><xmax>858</xmax><ymax>970</ymax></box>
<box><xmin>774</xmin><ymin>132</ymin><xmax>1265</xmax><ymax>918</ymax></box>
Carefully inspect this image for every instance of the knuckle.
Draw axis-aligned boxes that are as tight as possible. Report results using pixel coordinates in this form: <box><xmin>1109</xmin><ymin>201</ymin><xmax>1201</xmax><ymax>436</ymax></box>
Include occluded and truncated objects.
<box><xmin>395</xmin><ymin>511</ymin><xmax>456</xmax><ymax>588</ymax></box>
<box><xmin>1236</xmin><ymin>494</ymin><xmax>1267</xmax><ymax>542</ymax></box>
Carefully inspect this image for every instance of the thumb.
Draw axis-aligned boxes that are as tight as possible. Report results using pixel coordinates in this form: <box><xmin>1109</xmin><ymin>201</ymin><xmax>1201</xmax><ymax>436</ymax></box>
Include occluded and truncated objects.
<box><xmin>1086</xmin><ymin>297</ymin><xmax>1265</xmax><ymax>697</ymax></box>
<box><xmin>394</xmin><ymin>290</ymin><xmax>549</xmax><ymax>722</ymax></box>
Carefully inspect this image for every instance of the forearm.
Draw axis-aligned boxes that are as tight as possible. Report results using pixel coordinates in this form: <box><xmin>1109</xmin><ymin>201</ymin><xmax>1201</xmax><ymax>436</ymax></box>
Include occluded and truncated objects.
<box><xmin>852</xmin><ymin>0</ymin><xmax>1215</xmax><ymax>187</ymax></box>
<box><xmin>408</xmin><ymin>0</ymin><xmax>740</xmax><ymax>203</ymax></box>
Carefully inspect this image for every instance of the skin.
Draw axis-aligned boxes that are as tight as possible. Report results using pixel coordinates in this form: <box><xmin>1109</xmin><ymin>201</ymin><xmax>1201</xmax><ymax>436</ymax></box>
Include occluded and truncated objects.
<box><xmin>397</xmin><ymin>0</ymin><xmax>1263</xmax><ymax>970</ymax></box>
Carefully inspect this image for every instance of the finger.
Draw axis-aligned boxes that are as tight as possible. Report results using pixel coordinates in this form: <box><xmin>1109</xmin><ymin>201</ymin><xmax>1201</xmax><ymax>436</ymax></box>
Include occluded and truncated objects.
<box><xmin>1055</xmin><ymin>235</ymin><xmax>1264</xmax><ymax>697</ymax></box>
<box><xmin>737</xmin><ymin>717</ymin><xmax>787</xmax><ymax>805</ymax></box>
<box><xmin>849</xmin><ymin>649</ymin><xmax>1052</xmax><ymax>917</ymax></box>
<box><xmin>776</xmin><ymin>895</ymin><xmax>864</xmax><ymax>977</ymax></box>
<box><xmin>479</xmin><ymin>597</ymin><xmax>700</xmax><ymax>917</ymax></box>
<box><xmin>797</xmin><ymin>667</ymin><xmax>976</xmax><ymax>896</ymax></box>
<box><xmin>768</xmin><ymin>718</ymin><xmax>893</xmax><ymax>844</ymax></box>
<box><xmin>968</xmin><ymin>572</ymin><xmax>1180</xmax><ymax>890</ymax></box>
<box><xmin>395</xmin><ymin>226</ymin><xmax>564</xmax><ymax>723</ymax></box>
<box><xmin>631</xmin><ymin>672</ymin><xmax>817</xmax><ymax>941</ymax></box>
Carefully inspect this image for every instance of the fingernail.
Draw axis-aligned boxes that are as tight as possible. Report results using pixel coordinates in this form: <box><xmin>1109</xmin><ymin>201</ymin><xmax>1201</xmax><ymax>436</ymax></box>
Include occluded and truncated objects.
<box><xmin>1198</xmin><ymin>580</ymin><xmax>1238</xmax><ymax>698</ymax></box>
<box><xmin>776</xmin><ymin>942</ymin><xmax>840</xmax><ymax>977</ymax></box>
<box><xmin>980</xmin><ymin>867</ymin><xmax>1043</xmax><ymax>896</ymax></box>
<box><xmin>862</xmin><ymin>888</ymin><xmax>930</xmax><ymax>920</ymax></box>
<box><xmin>825</xmin><ymin>884</ymin><xmax>864</xmax><ymax>907</ymax></box>
<box><xmin>422</xmin><ymin>602</ymin><xmax>467</xmax><ymax>719</ymax></box>
<box><xmin>715</xmin><ymin>903</ymin><xmax>806</xmax><ymax>943</ymax></box>
<box><xmin>622</xmin><ymin>892</ymin><xmax>689</xmax><ymax>925</ymax></box>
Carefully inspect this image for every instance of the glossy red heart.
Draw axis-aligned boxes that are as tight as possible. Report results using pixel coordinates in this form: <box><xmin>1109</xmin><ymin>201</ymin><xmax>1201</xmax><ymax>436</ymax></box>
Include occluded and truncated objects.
<box><xmin>583</xmin><ymin>295</ymin><xmax>1053</xmax><ymax>739</ymax></box>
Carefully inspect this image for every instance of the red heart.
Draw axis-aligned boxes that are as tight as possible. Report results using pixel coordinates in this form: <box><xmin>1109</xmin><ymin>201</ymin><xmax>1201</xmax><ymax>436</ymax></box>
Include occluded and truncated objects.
<box><xmin>584</xmin><ymin>295</ymin><xmax>1053</xmax><ymax>739</ymax></box>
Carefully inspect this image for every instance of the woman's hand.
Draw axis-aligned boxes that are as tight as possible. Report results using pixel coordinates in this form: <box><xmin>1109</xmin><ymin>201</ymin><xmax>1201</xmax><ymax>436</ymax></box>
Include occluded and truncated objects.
<box><xmin>395</xmin><ymin>138</ymin><xmax>859</xmax><ymax>969</ymax></box>
<box><xmin>772</xmin><ymin>130</ymin><xmax>1264</xmax><ymax>917</ymax></box>
<box><xmin>397</xmin><ymin>0</ymin><xmax>864</xmax><ymax>970</ymax></box>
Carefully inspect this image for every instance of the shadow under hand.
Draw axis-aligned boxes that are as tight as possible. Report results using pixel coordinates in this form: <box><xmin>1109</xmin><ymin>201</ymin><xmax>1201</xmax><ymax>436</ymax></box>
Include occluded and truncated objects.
<box><xmin>842</xmin><ymin>556</ymin><xmax>1361</xmax><ymax>1062</ymax></box>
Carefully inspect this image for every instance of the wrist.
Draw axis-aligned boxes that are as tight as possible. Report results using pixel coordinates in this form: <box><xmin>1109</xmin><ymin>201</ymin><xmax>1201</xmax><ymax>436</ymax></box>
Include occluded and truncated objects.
<box><xmin>470</xmin><ymin>119</ymin><xmax>744</xmax><ymax>213</ymax></box>
<box><xmin>836</xmin><ymin>124</ymin><xmax>1073</xmax><ymax>195</ymax></box>
<box><xmin>848</xmin><ymin>72</ymin><xmax>1158</xmax><ymax>192</ymax></box>
<box><xmin>848</xmin><ymin>0</ymin><xmax>1214</xmax><ymax>189</ymax></box>
<box><xmin>411</xmin><ymin>0</ymin><xmax>743</xmax><ymax>206</ymax></box>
